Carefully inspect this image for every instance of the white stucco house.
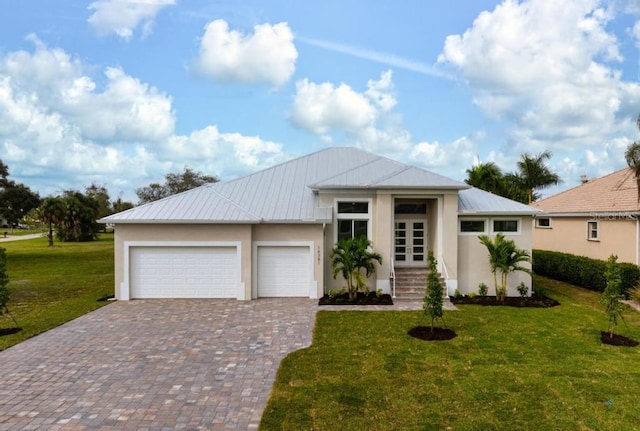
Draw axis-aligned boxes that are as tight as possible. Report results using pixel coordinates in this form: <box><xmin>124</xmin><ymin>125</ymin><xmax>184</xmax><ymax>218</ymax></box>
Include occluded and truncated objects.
<box><xmin>101</xmin><ymin>147</ymin><xmax>540</xmax><ymax>300</ymax></box>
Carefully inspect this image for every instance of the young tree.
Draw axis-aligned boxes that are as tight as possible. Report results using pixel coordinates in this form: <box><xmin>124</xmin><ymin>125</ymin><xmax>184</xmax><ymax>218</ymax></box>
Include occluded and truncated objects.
<box><xmin>423</xmin><ymin>251</ymin><xmax>444</xmax><ymax>333</ymax></box>
<box><xmin>331</xmin><ymin>236</ymin><xmax>382</xmax><ymax>301</ymax></box>
<box><xmin>479</xmin><ymin>233</ymin><xmax>530</xmax><ymax>302</ymax></box>
<box><xmin>603</xmin><ymin>254</ymin><xmax>625</xmax><ymax>338</ymax></box>
<box><xmin>0</xmin><ymin>247</ymin><xmax>18</xmax><ymax>328</ymax></box>
<box><xmin>136</xmin><ymin>167</ymin><xmax>219</xmax><ymax>204</ymax></box>
<box><xmin>38</xmin><ymin>197</ymin><xmax>66</xmax><ymax>247</ymax></box>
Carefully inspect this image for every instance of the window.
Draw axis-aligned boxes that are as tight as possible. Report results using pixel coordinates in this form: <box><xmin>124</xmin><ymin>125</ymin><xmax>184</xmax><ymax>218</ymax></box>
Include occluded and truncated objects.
<box><xmin>492</xmin><ymin>219</ymin><xmax>519</xmax><ymax>234</ymax></box>
<box><xmin>587</xmin><ymin>221</ymin><xmax>599</xmax><ymax>241</ymax></box>
<box><xmin>535</xmin><ymin>217</ymin><xmax>551</xmax><ymax>228</ymax></box>
<box><xmin>459</xmin><ymin>219</ymin><xmax>486</xmax><ymax>234</ymax></box>
<box><xmin>336</xmin><ymin>200</ymin><xmax>371</xmax><ymax>241</ymax></box>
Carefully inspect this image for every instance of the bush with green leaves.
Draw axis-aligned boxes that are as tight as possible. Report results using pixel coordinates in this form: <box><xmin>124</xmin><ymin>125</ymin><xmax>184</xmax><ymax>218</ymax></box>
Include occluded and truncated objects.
<box><xmin>478</xmin><ymin>282</ymin><xmax>488</xmax><ymax>297</ymax></box>
<box><xmin>603</xmin><ymin>254</ymin><xmax>625</xmax><ymax>338</ymax></box>
<box><xmin>0</xmin><ymin>247</ymin><xmax>18</xmax><ymax>327</ymax></box>
<box><xmin>517</xmin><ymin>282</ymin><xmax>528</xmax><ymax>299</ymax></box>
<box><xmin>423</xmin><ymin>251</ymin><xmax>444</xmax><ymax>332</ymax></box>
<box><xmin>533</xmin><ymin>249</ymin><xmax>640</xmax><ymax>297</ymax></box>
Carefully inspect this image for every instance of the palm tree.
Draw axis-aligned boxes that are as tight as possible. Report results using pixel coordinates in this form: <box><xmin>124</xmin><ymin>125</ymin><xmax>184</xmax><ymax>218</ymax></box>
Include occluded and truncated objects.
<box><xmin>479</xmin><ymin>233</ymin><xmax>531</xmax><ymax>302</ymax></box>
<box><xmin>38</xmin><ymin>197</ymin><xmax>65</xmax><ymax>247</ymax></box>
<box><xmin>465</xmin><ymin>162</ymin><xmax>505</xmax><ymax>195</ymax></box>
<box><xmin>331</xmin><ymin>236</ymin><xmax>382</xmax><ymax>301</ymax></box>
<box><xmin>624</xmin><ymin>141</ymin><xmax>640</xmax><ymax>201</ymax></box>
<box><xmin>516</xmin><ymin>151</ymin><xmax>562</xmax><ymax>204</ymax></box>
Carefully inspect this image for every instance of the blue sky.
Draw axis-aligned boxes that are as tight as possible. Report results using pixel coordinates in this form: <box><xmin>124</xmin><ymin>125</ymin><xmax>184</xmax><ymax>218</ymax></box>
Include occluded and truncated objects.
<box><xmin>2</xmin><ymin>0</ymin><xmax>640</xmax><ymax>203</ymax></box>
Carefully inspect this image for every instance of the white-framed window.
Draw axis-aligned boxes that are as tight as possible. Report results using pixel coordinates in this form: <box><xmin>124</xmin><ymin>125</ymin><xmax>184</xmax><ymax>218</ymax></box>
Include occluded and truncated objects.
<box><xmin>459</xmin><ymin>218</ymin><xmax>487</xmax><ymax>235</ymax></box>
<box><xmin>587</xmin><ymin>220</ymin><xmax>599</xmax><ymax>241</ymax></box>
<box><xmin>335</xmin><ymin>199</ymin><xmax>372</xmax><ymax>242</ymax></box>
<box><xmin>491</xmin><ymin>218</ymin><xmax>520</xmax><ymax>235</ymax></box>
<box><xmin>535</xmin><ymin>217</ymin><xmax>552</xmax><ymax>228</ymax></box>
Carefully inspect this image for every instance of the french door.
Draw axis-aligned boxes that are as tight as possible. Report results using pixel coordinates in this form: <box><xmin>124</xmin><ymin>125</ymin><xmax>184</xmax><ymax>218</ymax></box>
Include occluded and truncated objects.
<box><xmin>394</xmin><ymin>220</ymin><xmax>426</xmax><ymax>266</ymax></box>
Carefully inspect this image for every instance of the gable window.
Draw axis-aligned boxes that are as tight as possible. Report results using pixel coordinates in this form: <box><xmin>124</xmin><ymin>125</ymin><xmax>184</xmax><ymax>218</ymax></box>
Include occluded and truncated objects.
<box><xmin>336</xmin><ymin>200</ymin><xmax>371</xmax><ymax>241</ymax></box>
<box><xmin>587</xmin><ymin>221</ymin><xmax>599</xmax><ymax>241</ymax></box>
<box><xmin>459</xmin><ymin>219</ymin><xmax>486</xmax><ymax>234</ymax></box>
<box><xmin>535</xmin><ymin>217</ymin><xmax>551</xmax><ymax>228</ymax></box>
<box><xmin>492</xmin><ymin>219</ymin><xmax>519</xmax><ymax>234</ymax></box>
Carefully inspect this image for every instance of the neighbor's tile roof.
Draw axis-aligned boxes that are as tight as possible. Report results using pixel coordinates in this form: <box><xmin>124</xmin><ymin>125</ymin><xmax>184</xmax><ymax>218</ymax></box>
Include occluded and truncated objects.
<box><xmin>532</xmin><ymin>167</ymin><xmax>640</xmax><ymax>214</ymax></box>
<box><xmin>103</xmin><ymin>147</ymin><xmax>537</xmax><ymax>224</ymax></box>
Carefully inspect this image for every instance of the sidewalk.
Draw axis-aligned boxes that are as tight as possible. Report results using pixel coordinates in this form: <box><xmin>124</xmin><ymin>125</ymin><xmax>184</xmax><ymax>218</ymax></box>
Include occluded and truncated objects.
<box><xmin>0</xmin><ymin>233</ymin><xmax>44</xmax><ymax>242</ymax></box>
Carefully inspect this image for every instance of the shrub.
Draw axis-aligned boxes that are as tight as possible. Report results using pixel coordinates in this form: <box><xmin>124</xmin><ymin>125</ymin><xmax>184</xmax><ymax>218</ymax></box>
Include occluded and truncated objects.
<box><xmin>533</xmin><ymin>249</ymin><xmax>640</xmax><ymax>297</ymax></box>
<box><xmin>478</xmin><ymin>282</ymin><xmax>488</xmax><ymax>297</ymax></box>
<box><xmin>517</xmin><ymin>282</ymin><xmax>528</xmax><ymax>299</ymax></box>
<box><xmin>423</xmin><ymin>251</ymin><xmax>444</xmax><ymax>332</ymax></box>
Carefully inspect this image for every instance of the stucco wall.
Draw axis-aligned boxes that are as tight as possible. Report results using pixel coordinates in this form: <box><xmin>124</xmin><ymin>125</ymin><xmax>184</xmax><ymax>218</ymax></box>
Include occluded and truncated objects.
<box><xmin>457</xmin><ymin>216</ymin><xmax>533</xmax><ymax>297</ymax></box>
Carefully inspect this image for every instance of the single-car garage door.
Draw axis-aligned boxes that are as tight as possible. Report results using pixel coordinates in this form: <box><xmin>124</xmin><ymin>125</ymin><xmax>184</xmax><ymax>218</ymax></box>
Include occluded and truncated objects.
<box><xmin>130</xmin><ymin>246</ymin><xmax>239</xmax><ymax>299</ymax></box>
<box><xmin>257</xmin><ymin>246</ymin><xmax>311</xmax><ymax>297</ymax></box>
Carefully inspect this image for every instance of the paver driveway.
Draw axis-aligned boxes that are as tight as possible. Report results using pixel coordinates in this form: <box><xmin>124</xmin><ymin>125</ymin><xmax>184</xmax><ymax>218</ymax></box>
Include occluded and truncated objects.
<box><xmin>0</xmin><ymin>299</ymin><xmax>318</xmax><ymax>430</ymax></box>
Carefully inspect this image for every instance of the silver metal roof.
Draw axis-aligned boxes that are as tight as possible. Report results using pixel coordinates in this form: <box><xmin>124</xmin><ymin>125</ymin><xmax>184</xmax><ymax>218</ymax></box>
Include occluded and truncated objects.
<box><xmin>102</xmin><ymin>148</ymin><xmax>529</xmax><ymax>224</ymax></box>
<box><xmin>458</xmin><ymin>187</ymin><xmax>542</xmax><ymax>215</ymax></box>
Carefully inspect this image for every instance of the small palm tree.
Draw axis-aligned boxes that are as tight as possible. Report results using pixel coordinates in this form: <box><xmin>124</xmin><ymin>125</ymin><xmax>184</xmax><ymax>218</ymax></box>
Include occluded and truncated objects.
<box><xmin>479</xmin><ymin>233</ymin><xmax>530</xmax><ymax>302</ymax></box>
<box><xmin>331</xmin><ymin>236</ymin><xmax>382</xmax><ymax>301</ymax></box>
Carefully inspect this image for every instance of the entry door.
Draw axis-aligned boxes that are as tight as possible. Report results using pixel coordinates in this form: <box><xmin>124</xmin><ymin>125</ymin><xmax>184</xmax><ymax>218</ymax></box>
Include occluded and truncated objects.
<box><xmin>394</xmin><ymin>220</ymin><xmax>426</xmax><ymax>266</ymax></box>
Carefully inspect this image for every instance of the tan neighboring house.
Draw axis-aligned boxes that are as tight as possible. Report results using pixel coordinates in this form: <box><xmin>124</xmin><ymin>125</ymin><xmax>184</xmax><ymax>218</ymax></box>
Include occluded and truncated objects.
<box><xmin>532</xmin><ymin>167</ymin><xmax>640</xmax><ymax>264</ymax></box>
<box><xmin>101</xmin><ymin>147</ymin><xmax>540</xmax><ymax>300</ymax></box>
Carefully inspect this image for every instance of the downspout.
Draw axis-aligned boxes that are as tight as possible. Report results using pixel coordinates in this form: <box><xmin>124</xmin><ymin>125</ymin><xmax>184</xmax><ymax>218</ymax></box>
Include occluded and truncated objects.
<box><xmin>323</xmin><ymin>222</ymin><xmax>327</xmax><ymax>294</ymax></box>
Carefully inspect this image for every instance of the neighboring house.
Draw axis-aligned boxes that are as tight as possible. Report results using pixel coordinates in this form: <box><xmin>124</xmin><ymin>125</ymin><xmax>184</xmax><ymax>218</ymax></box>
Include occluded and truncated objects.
<box><xmin>101</xmin><ymin>147</ymin><xmax>540</xmax><ymax>300</ymax></box>
<box><xmin>532</xmin><ymin>167</ymin><xmax>640</xmax><ymax>264</ymax></box>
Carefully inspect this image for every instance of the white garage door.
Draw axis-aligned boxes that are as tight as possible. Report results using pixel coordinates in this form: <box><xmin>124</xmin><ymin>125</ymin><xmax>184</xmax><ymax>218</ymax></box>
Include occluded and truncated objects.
<box><xmin>130</xmin><ymin>246</ymin><xmax>239</xmax><ymax>299</ymax></box>
<box><xmin>257</xmin><ymin>246</ymin><xmax>311</xmax><ymax>297</ymax></box>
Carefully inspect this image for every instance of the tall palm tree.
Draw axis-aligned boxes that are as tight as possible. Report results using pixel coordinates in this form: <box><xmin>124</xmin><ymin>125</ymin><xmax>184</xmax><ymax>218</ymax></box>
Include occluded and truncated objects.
<box><xmin>516</xmin><ymin>150</ymin><xmax>562</xmax><ymax>204</ymax></box>
<box><xmin>465</xmin><ymin>162</ymin><xmax>505</xmax><ymax>195</ymax></box>
<box><xmin>625</xmin><ymin>141</ymin><xmax>640</xmax><ymax>201</ymax></box>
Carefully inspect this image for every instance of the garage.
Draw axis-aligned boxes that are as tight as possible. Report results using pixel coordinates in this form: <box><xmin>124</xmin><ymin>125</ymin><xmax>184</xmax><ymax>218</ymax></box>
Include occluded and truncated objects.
<box><xmin>130</xmin><ymin>246</ymin><xmax>240</xmax><ymax>299</ymax></box>
<box><xmin>256</xmin><ymin>246</ymin><xmax>312</xmax><ymax>297</ymax></box>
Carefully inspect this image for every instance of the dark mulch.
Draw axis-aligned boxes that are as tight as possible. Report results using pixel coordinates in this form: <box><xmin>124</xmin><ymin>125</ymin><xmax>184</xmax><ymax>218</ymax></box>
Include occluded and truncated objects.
<box><xmin>451</xmin><ymin>293</ymin><xmax>560</xmax><ymax>308</ymax></box>
<box><xmin>408</xmin><ymin>326</ymin><xmax>457</xmax><ymax>341</ymax></box>
<box><xmin>600</xmin><ymin>331</ymin><xmax>639</xmax><ymax>347</ymax></box>
<box><xmin>0</xmin><ymin>327</ymin><xmax>22</xmax><ymax>336</ymax></box>
<box><xmin>319</xmin><ymin>292</ymin><xmax>394</xmax><ymax>306</ymax></box>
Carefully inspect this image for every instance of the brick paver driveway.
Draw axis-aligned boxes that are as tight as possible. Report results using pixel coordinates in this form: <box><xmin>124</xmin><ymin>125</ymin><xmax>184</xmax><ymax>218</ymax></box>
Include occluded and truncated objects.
<box><xmin>0</xmin><ymin>299</ymin><xmax>318</xmax><ymax>430</ymax></box>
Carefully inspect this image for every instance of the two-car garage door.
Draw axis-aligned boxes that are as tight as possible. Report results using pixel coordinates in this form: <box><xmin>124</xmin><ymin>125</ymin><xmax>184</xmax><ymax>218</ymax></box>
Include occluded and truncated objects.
<box><xmin>130</xmin><ymin>246</ymin><xmax>239</xmax><ymax>299</ymax></box>
<box><xmin>128</xmin><ymin>244</ymin><xmax>312</xmax><ymax>299</ymax></box>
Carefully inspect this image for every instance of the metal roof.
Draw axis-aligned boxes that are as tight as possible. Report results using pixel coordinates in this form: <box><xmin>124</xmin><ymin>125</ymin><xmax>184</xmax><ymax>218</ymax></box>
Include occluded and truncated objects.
<box><xmin>458</xmin><ymin>187</ymin><xmax>542</xmax><ymax>215</ymax></box>
<box><xmin>102</xmin><ymin>147</ymin><xmax>529</xmax><ymax>224</ymax></box>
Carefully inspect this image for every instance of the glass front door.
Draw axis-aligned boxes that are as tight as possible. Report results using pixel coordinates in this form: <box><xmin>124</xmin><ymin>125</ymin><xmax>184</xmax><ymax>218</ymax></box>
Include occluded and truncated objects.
<box><xmin>394</xmin><ymin>220</ymin><xmax>426</xmax><ymax>266</ymax></box>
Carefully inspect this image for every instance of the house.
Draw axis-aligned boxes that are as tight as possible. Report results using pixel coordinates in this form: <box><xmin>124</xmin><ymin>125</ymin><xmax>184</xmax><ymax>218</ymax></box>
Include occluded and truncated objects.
<box><xmin>101</xmin><ymin>147</ymin><xmax>540</xmax><ymax>300</ymax></box>
<box><xmin>532</xmin><ymin>167</ymin><xmax>640</xmax><ymax>264</ymax></box>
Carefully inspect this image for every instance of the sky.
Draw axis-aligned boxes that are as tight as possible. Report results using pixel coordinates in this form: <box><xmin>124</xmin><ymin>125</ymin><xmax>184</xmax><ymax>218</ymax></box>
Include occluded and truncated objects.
<box><xmin>2</xmin><ymin>0</ymin><xmax>640</xmax><ymax>203</ymax></box>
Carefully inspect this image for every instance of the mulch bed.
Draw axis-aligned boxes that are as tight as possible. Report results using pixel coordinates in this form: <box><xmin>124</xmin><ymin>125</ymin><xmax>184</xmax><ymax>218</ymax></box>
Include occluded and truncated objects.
<box><xmin>451</xmin><ymin>293</ymin><xmax>560</xmax><ymax>308</ymax></box>
<box><xmin>600</xmin><ymin>331</ymin><xmax>639</xmax><ymax>347</ymax></box>
<box><xmin>0</xmin><ymin>327</ymin><xmax>22</xmax><ymax>337</ymax></box>
<box><xmin>319</xmin><ymin>292</ymin><xmax>393</xmax><ymax>306</ymax></box>
<box><xmin>408</xmin><ymin>326</ymin><xmax>457</xmax><ymax>341</ymax></box>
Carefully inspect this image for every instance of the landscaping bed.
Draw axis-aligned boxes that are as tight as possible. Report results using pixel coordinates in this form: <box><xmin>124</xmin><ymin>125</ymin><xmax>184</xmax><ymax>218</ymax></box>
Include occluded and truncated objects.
<box><xmin>450</xmin><ymin>292</ymin><xmax>560</xmax><ymax>307</ymax></box>
<box><xmin>318</xmin><ymin>291</ymin><xmax>393</xmax><ymax>305</ymax></box>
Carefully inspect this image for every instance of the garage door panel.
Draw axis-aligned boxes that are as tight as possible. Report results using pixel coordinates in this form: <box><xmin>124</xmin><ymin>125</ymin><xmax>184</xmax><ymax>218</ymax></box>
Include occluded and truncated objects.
<box><xmin>131</xmin><ymin>246</ymin><xmax>238</xmax><ymax>299</ymax></box>
<box><xmin>257</xmin><ymin>246</ymin><xmax>311</xmax><ymax>297</ymax></box>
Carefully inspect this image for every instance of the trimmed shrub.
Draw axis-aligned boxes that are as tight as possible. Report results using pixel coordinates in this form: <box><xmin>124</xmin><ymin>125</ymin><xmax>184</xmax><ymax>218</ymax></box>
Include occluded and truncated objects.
<box><xmin>533</xmin><ymin>249</ymin><xmax>640</xmax><ymax>297</ymax></box>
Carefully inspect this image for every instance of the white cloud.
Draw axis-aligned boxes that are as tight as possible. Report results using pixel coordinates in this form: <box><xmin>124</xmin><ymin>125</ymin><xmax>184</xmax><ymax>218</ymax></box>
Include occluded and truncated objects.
<box><xmin>87</xmin><ymin>0</ymin><xmax>176</xmax><ymax>40</ymax></box>
<box><xmin>194</xmin><ymin>19</ymin><xmax>297</xmax><ymax>87</ymax></box>
<box><xmin>437</xmin><ymin>0</ymin><xmax>640</xmax><ymax>156</ymax></box>
<box><xmin>290</xmin><ymin>70</ymin><xmax>411</xmax><ymax>153</ymax></box>
<box><xmin>0</xmin><ymin>38</ymin><xmax>287</xmax><ymax>201</ymax></box>
<box><xmin>409</xmin><ymin>136</ymin><xmax>477</xmax><ymax>178</ymax></box>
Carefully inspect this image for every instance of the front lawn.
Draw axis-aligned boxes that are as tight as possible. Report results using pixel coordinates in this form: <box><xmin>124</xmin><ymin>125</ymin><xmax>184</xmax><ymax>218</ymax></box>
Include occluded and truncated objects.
<box><xmin>0</xmin><ymin>235</ymin><xmax>114</xmax><ymax>350</ymax></box>
<box><xmin>261</xmin><ymin>275</ymin><xmax>640</xmax><ymax>430</ymax></box>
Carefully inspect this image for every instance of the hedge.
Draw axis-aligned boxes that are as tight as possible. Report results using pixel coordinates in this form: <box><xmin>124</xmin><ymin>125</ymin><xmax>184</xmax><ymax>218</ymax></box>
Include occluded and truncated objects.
<box><xmin>532</xmin><ymin>249</ymin><xmax>640</xmax><ymax>297</ymax></box>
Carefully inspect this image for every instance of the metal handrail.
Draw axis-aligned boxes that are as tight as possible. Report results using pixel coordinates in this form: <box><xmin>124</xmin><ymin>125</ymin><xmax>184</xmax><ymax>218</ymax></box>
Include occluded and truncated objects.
<box><xmin>390</xmin><ymin>258</ymin><xmax>396</xmax><ymax>298</ymax></box>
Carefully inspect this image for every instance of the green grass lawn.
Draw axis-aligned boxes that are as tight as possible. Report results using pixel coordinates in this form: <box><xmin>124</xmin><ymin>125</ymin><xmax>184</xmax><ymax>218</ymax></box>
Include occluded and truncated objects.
<box><xmin>0</xmin><ymin>235</ymin><xmax>114</xmax><ymax>351</ymax></box>
<box><xmin>261</xmin><ymin>276</ymin><xmax>640</xmax><ymax>431</ymax></box>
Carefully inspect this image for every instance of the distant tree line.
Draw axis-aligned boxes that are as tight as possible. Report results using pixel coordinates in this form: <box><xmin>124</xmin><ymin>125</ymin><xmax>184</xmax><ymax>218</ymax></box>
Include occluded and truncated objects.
<box><xmin>135</xmin><ymin>167</ymin><xmax>218</xmax><ymax>204</ymax></box>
